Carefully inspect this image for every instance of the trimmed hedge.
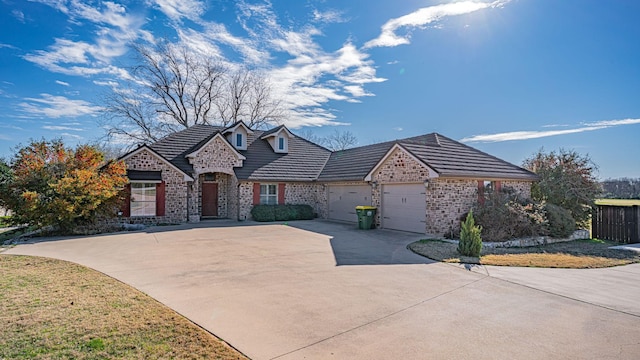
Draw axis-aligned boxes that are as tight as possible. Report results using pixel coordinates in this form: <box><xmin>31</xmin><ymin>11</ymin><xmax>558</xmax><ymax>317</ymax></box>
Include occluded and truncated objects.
<box><xmin>251</xmin><ymin>204</ymin><xmax>315</xmax><ymax>222</ymax></box>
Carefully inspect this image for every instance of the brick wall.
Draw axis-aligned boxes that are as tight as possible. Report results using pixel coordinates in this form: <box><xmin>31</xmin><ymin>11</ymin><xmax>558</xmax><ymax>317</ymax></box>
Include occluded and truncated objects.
<box><xmin>124</xmin><ymin>148</ymin><xmax>188</xmax><ymax>223</ymax></box>
<box><xmin>426</xmin><ymin>179</ymin><xmax>478</xmax><ymax>236</ymax></box>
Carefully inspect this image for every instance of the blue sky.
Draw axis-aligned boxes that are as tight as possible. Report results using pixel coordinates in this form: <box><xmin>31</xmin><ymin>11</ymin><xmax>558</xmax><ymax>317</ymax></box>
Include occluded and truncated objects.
<box><xmin>1</xmin><ymin>0</ymin><xmax>639</xmax><ymax>179</ymax></box>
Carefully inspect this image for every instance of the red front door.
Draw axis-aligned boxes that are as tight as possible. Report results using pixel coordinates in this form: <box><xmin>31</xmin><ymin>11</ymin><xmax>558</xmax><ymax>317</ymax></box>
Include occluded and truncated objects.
<box><xmin>202</xmin><ymin>182</ymin><xmax>218</xmax><ymax>217</ymax></box>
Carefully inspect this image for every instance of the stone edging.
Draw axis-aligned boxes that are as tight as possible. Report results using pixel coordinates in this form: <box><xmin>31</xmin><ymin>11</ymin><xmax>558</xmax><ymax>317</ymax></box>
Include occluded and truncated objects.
<box><xmin>440</xmin><ymin>229</ymin><xmax>590</xmax><ymax>248</ymax></box>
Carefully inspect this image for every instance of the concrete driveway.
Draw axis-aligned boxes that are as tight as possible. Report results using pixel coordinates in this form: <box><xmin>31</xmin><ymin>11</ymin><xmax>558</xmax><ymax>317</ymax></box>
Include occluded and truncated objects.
<box><xmin>5</xmin><ymin>220</ymin><xmax>640</xmax><ymax>359</ymax></box>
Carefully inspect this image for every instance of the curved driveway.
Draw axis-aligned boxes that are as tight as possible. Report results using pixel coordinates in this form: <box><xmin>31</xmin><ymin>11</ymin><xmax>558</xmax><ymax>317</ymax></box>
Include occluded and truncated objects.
<box><xmin>5</xmin><ymin>220</ymin><xmax>640</xmax><ymax>359</ymax></box>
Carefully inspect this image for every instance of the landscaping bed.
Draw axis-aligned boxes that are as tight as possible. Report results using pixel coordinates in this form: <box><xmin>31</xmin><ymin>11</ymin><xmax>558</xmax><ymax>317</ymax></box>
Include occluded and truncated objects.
<box><xmin>408</xmin><ymin>238</ymin><xmax>640</xmax><ymax>268</ymax></box>
<box><xmin>0</xmin><ymin>255</ymin><xmax>247</xmax><ymax>359</ymax></box>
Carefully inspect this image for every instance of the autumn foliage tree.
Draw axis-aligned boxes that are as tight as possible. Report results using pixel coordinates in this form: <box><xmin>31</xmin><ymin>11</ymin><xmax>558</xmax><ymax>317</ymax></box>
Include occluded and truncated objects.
<box><xmin>1</xmin><ymin>140</ymin><xmax>127</xmax><ymax>232</ymax></box>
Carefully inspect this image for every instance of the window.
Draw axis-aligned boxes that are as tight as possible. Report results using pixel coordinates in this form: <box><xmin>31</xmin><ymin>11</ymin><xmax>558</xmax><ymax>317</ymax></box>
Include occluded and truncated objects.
<box><xmin>278</xmin><ymin>136</ymin><xmax>285</xmax><ymax>150</ymax></box>
<box><xmin>260</xmin><ymin>184</ymin><xmax>277</xmax><ymax>205</ymax></box>
<box><xmin>131</xmin><ymin>183</ymin><xmax>156</xmax><ymax>216</ymax></box>
<box><xmin>478</xmin><ymin>180</ymin><xmax>501</xmax><ymax>204</ymax></box>
<box><xmin>236</xmin><ymin>133</ymin><xmax>243</xmax><ymax>147</ymax></box>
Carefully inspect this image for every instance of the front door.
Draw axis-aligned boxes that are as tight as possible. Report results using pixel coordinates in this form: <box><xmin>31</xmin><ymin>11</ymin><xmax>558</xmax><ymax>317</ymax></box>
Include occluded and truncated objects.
<box><xmin>202</xmin><ymin>182</ymin><xmax>218</xmax><ymax>217</ymax></box>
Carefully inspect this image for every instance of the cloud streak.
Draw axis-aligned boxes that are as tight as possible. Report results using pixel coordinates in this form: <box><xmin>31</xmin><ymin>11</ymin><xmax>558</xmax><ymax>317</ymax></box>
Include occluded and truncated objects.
<box><xmin>364</xmin><ymin>0</ymin><xmax>509</xmax><ymax>48</ymax></box>
<box><xmin>19</xmin><ymin>94</ymin><xmax>102</xmax><ymax>118</ymax></box>
<box><xmin>460</xmin><ymin>118</ymin><xmax>640</xmax><ymax>143</ymax></box>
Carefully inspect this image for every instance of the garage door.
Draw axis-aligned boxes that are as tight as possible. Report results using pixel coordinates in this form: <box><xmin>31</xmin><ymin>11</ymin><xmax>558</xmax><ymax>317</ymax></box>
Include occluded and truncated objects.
<box><xmin>328</xmin><ymin>185</ymin><xmax>372</xmax><ymax>223</ymax></box>
<box><xmin>382</xmin><ymin>184</ymin><xmax>426</xmax><ymax>233</ymax></box>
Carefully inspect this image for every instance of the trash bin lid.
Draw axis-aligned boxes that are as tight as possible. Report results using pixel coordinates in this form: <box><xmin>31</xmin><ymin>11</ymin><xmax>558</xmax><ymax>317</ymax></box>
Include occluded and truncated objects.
<box><xmin>355</xmin><ymin>206</ymin><xmax>377</xmax><ymax>210</ymax></box>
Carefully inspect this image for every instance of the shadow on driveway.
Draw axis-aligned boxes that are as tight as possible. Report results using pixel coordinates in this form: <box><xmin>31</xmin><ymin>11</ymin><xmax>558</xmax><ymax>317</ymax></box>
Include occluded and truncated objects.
<box><xmin>287</xmin><ymin>220</ymin><xmax>433</xmax><ymax>266</ymax></box>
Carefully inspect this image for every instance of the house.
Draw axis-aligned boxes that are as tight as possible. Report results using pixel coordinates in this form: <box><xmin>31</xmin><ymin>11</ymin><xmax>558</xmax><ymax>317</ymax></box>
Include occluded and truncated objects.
<box><xmin>120</xmin><ymin>121</ymin><xmax>537</xmax><ymax>236</ymax></box>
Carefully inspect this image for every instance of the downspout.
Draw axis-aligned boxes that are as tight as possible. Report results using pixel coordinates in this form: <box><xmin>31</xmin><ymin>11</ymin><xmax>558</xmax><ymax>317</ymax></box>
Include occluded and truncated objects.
<box><xmin>186</xmin><ymin>181</ymin><xmax>191</xmax><ymax>222</ymax></box>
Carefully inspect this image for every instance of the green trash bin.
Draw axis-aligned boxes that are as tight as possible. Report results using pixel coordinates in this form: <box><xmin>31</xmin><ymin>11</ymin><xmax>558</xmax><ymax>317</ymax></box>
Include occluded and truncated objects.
<box><xmin>355</xmin><ymin>206</ymin><xmax>377</xmax><ymax>230</ymax></box>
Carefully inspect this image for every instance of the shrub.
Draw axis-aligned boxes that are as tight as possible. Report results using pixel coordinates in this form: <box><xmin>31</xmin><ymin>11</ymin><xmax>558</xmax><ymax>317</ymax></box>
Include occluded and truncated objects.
<box><xmin>251</xmin><ymin>204</ymin><xmax>315</xmax><ymax>222</ymax></box>
<box><xmin>473</xmin><ymin>189</ymin><xmax>547</xmax><ymax>242</ymax></box>
<box><xmin>545</xmin><ymin>203</ymin><xmax>576</xmax><ymax>238</ymax></box>
<box><xmin>458</xmin><ymin>210</ymin><xmax>482</xmax><ymax>257</ymax></box>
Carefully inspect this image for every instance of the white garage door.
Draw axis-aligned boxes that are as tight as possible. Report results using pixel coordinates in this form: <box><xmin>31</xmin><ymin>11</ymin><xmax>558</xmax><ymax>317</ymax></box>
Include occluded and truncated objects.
<box><xmin>328</xmin><ymin>185</ymin><xmax>372</xmax><ymax>223</ymax></box>
<box><xmin>382</xmin><ymin>183</ymin><xmax>427</xmax><ymax>233</ymax></box>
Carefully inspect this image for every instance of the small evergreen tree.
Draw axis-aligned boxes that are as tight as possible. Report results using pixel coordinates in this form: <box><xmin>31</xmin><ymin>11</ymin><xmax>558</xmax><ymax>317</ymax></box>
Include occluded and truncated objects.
<box><xmin>458</xmin><ymin>210</ymin><xmax>483</xmax><ymax>257</ymax></box>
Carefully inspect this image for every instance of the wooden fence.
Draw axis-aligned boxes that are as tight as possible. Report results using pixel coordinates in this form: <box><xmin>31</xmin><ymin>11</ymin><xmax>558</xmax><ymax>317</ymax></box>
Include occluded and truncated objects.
<box><xmin>592</xmin><ymin>205</ymin><xmax>639</xmax><ymax>244</ymax></box>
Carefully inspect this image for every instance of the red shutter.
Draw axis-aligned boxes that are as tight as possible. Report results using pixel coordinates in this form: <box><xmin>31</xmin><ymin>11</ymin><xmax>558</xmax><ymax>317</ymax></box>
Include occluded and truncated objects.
<box><xmin>156</xmin><ymin>181</ymin><xmax>166</xmax><ymax>216</ymax></box>
<box><xmin>122</xmin><ymin>183</ymin><xmax>131</xmax><ymax>217</ymax></box>
<box><xmin>477</xmin><ymin>180</ymin><xmax>485</xmax><ymax>205</ymax></box>
<box><xmin>495</xmin><ymin>181</ymin><xmax>502</xmax><ymax>192</ymax></box>
<box><xmin>278</xmin><ymin>183</ymin><xmax>285</xmax><ymax>205</ymax></box>
<box><xmin>253</xmin><ymin>183</ymin><xmax>261</xmax><ymax>205</ymax></box>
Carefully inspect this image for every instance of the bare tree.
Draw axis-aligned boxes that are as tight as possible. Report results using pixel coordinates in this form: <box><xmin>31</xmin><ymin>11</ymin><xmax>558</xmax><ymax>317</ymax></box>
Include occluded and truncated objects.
<box><xmin>324</xmin><ymin>129</ymin><xmax>358</xmax><ymax>151</ymax></box>
<box><xmin>297</xmin><ymin>129</ymin><xmax>358</xmax><ymax>151</ymax></box>
<box><xmin>102</xmin><ymin>42</ymin><xmax>282</xmax><ymax>144</ymax></box>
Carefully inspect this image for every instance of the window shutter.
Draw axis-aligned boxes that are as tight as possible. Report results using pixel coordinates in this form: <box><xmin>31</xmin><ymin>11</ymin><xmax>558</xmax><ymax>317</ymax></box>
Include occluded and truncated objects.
<box><xmin>477</xmin><ymin>180</ymin><xmax>485</xmax><ymax>205</ymax></box>
<box><xmin>278</xmin><ymin>183</ymin><xmax>285</xmax><ymax>205</ymax></box>
<box><xmin>156</xmin><ymin>181</ymin><xmax>166</xmax><ymax>216</ymax></box>
<box><xmin>495</xmin><ymin>181</ymin><xmax>502</xmax><ymax>192</ymax></box>
<box><xmin>253</xmin><ymin>183</ymin><xmax>261</xmax><ymax>205</ymax></box>
<box><xmin>122</xmin><ymin>184</ymin><xmax>131</xmax><ymax>217</ymax></box>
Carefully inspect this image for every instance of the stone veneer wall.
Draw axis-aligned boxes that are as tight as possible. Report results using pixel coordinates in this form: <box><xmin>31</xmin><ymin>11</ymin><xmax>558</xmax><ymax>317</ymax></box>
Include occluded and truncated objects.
<box><xmin>370</xmin><ymin>148</ymin><xmax>432</xmax><ymax>228</ymax></box>
<box><xmin>124</xmin><ymin>148</ymin><xmax>188</xmax><ymax>223</ymax></box>
<box><xmin>426</xmin><ymin>179</ymin><xmax>534</xmax><ymax>237</ymax></box>
<box><xmin>237</xmin><ymin>181</ymin><xmax>327</xmax><ymax>220</ymax></box>
<box><xmin>196</xmin><ymin>173</ymin><xmax>230</xmax><ymax>218</ymax></box>
<box><xmin>502</xmin><ymin>180</ymin><xmax>532</xmax><ymax>199</ymax></box>
<box><xmin>426</xmin><ymin>179</ymin><xmax>477</xmax><ymax>236</ymax></box>
<box><xmin>285</xmin><ymin>183</ymin><xmax>326</xmax><ymax>218</ymax></box>
<box><xmin>187</xmin><ymin>135</ymin><xmax>244</xmax><ymax>222</ymax></box>
<box><xmin>238</xmin><ymin>182</ymin><xmax>254</xmax><ymax>221</ymax></box>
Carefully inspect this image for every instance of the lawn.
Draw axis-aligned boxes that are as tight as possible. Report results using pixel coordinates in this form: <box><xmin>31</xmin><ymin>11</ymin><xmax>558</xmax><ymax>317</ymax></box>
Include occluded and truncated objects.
<box><xmin>0</xmin><ymin>255</ymin><xmax>247</xmax><ymax>360</ymax></box>
<box><xmin>408</xmin><ymin>238</ymin><xmax>640</xmax><ymax>268</ymax></box>
<box><xmin>596</xmin><ymin>199</ymin><xmax>640</xmax><ymax>206</ymax></box>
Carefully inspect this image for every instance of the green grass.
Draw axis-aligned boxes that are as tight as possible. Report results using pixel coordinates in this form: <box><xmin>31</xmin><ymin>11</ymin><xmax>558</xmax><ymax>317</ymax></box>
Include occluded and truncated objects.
<box><xmin>409</xmin><ymin>238</ymin><xmax>640</xmax><ymax>268</ymax></box>
<box><xmin>596</xmin><ymin>199</ymin><xmax>640</xmax><ymax>206</ymax></box>
<box><xmin>0</xmin><ymin>215</ymin><xmax>11</xmax><ymax>228</ymax></box>
<box><xmin>0</xmin><ymin>255</ymin><xmax>248</xmax><ymax>359</ymax></box>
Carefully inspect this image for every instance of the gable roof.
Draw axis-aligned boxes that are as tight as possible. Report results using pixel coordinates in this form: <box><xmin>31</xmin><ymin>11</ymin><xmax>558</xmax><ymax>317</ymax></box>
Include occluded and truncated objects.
<box><xmin>318</xmin><ymin>133</ymin><xmax>537</xmax><ymax>181</ymax></box>
<box><xmin>130</xmin><ymin>125</ymin><xmax>535</xmax><ymax>183</ymax></box>
<box><xmin>149</xmin><ymin>124</ymin><xmax>225</xmax><ymax>175</ymax></box>
<box><xmin>120</xmin><ymin>145</ymin><xmax>194</xmax><ymax>182</ymax></box>
<box><xmin>186</xmin><ymin>132</ymin><xmax>246</xmax><ymax>161</ymax></box>
<box><xmin>260</xmin><ymin>125</ymin><xmax>294</xmax><ymax>139</ymax></box>
<box><xmin>222</xmin><ymin>120</ymin><xmax>254</xmax><ymax>134</ymax></box>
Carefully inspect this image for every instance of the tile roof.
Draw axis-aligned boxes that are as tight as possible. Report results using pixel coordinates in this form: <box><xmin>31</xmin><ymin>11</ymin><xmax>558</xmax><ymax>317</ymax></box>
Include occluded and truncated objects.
<box><xmin>149</xmin><ymin>124</ymin><xmax>224</xmax><ymax>175</ymax></box>
<box><xmin>318</xmin><ymin>133</ymin><xmax>536</xmax><ymax>181</ymax></box>
<box><xmin>143</xmin><ymin>125</ymin><xmax>536</xmax><ymax>182</ymax></box>
<box><xmin>235</xmin><ymin>131</ymin><xmax>331</xmax><ymax>181</ymax></box>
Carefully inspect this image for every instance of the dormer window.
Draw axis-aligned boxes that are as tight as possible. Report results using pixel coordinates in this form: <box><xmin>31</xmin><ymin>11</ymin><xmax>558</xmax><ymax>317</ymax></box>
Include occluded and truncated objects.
<box><xmin>222</xmin><ymin>121</ymin><xmax>253</xmax><ymax>151</ymax></box>
<box><xmin>260</xmin><ymin>125</ymin><xmax>293</xmax><ymax>154</ymax></box>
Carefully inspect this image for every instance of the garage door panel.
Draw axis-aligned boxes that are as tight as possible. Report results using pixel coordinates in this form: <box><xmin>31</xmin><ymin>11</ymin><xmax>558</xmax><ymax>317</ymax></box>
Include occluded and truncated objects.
<box><xmin>328</xmin><ymin>185</ymin><xmax>372</xmax><ymax>222</ymax></box>
<box><xmin>382</xmin><ymin>184</ymin><xmax>426</xmax><ymax>233</ymax></box>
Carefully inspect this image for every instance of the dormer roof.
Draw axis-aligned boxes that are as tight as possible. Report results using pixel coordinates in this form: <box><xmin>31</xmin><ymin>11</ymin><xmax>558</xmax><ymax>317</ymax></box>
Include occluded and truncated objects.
<box><xmin>223</xmin><ymin>120</ymin><xmax>254</xmax><ymax>134</ymax></box>
<box><xmin>260</xmin><ymin>125</ymin><xmax>294</xmax><ymax>139</ymax></box>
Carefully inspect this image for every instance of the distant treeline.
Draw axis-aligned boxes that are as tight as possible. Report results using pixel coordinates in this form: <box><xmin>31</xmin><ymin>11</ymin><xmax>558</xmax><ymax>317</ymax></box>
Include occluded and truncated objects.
<box><xmin>601</xmin><ymin>178</ymin><xmax>640</xmax><ymax>199</ymax></box>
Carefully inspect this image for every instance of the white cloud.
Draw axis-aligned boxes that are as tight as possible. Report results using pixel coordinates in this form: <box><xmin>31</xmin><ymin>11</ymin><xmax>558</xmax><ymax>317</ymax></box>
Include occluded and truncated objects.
<box><xmin>150</xmin><ymin>0</ymin><xmax>204</xmax><ymax>22</ymax></box>
<box><xmin>43</xmin><ymin>125</ymin><xmax>84</xmax><ymax>131</ymax></box>
<box><xmin>313</xmin><ymin>9</ymin><xmax>348</xmax><ymax>23</ymax></box>
<box><xmin>394</xmin><ymin>127</ymin><xmax>403</xmax><ymax>131</ymax></box>
<box><xmin>12</xmin><ymin>10</ymin><xmax>25</xmax><ymax>23</ymax></box>
<box><xmin>0</xmin><ymin>43</ymin><xmax>18</xmax><ymax>49</ymax></box>
<box><xmin>364</xmin><ymin>0</ymin><xmax>509</xmax><ymax>48</ymax></box>
<box><xmin>460</xmin><ymin>118</ymin><xmax>640</xmax><ymax>143</ymax></box>
<box><xmin>55</xmin><ymin>80</ymin><xmax>70</xmax><ymax>86</ymax></box>
<box><xmin>61</xmin><ymin>132</ymin><xmax>84</xmax><ymax>139</ymax></box>
<box><xmin>25</xmin><ymin>1</ymin><xmax>144</xmax><ymax>78</ymax></box>
<box><xmin>19</xmin><ymin>94</ymin><xmax>102</xmax><ymax>118</ymax></box>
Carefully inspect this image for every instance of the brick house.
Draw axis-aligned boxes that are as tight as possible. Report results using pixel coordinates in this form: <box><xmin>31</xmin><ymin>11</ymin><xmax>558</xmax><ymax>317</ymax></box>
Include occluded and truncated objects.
<box><xmin>120</xmin><ymin>121</ymin><xmax>537</xmax><ymax>236</ymax></box>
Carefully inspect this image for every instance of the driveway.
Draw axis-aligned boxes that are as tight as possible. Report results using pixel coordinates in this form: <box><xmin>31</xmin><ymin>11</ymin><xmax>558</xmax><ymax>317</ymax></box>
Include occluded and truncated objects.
<box><xmin>5</xmin><ymin>220</ymin><xmax>640</xmax><ymax>359</ymax></box>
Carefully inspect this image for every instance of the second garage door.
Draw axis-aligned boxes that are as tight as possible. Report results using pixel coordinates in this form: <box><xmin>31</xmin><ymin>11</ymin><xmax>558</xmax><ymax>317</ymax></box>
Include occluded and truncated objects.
<box><xmin>328</xmin><ymin>185</ymin><xmax>372</xmax><ymax>223</ymax></box>
<box><xmin>382</xmin><ymin>183</ymin><xmax>427</xmax><ymax>233</ymax></box>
